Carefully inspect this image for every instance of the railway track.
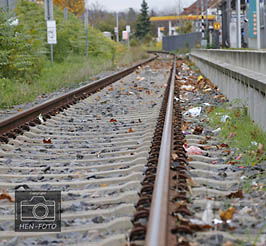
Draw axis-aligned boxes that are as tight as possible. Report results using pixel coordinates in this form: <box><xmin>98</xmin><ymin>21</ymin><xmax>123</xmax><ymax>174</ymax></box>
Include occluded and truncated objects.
<box><xmin>0</xmin><ymin>53</ymin><xmax>264</xmax><ymax>246</ymax></box>
<box><xmin>0</xmin><ymin>54</ymin><xmax>173</xmax><ymax>246</ymax></box>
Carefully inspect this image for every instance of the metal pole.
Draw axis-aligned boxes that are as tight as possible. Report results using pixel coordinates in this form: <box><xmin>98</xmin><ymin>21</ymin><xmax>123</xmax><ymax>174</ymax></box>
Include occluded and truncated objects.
<box><xmin>197</xmin><ymin>0</ymin><xmax>200</xmax><ymax>32</ymax></box>
<box><xmin>64</xmin><ymin>8</ymin><xmax>68</xmax><ymax>20</ymax></box>
<box><xmin>201</xmin><ymin>0</ymin><xmax>204</xmax><ymax>38</ymax></box>
<box><xmin>205</xmin><ymin>0</ymin><xmax>208</xmax><ymax>39</ymax></box>
<box><xmin>256</xmin><ymin>0</ymin><xmax>261</xmax><ymax>49</ymax></box>
<box><xmin>116</xmin><ymin>12</ymin><xmax>119</xmax><ymax>42</ymax></box>
<box><xmin>84</xmin><ymin>10</ymin><xmax>89</xmax><ymax>56</ymax></box>
<box><xmin>179</xmin><ymin>0</ymin><xmax>182</xmax><ymax>33</ymax></box>
<box><xmin>51</xmin><ymin>44</ymin><xmax>54</xmax><ymax>66</ymax></box>
<box><xmin>236</xmin><ymin>0</ymin><xmax>241</xmax><ymax>48</ymax></box>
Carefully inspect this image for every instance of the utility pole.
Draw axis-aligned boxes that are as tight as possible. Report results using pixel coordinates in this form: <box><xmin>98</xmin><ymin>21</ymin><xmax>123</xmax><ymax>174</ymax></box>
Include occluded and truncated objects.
<box><xmin>179</xmin><ymin>0</ymin><xmax>182</xmax><ymax>34</ymax></box>
<box><xmin>197</xmin><ymin>0</ymin><xmax>200</xmax><ymax>32</ymax></box>
<box><xmin>115</xmin><ymin>12</ymin><xmax>119</xmax><ymax>42</ymax></box>
<box><xmin>201</xmin><ymin>0</ymin><xmax>204</xmax><ymax>38</ymax></box>
<box><xmin>205</xmin><ymin>0</ymin><xmax>208</xmax><ymax>38</ymax></box>
<box><xmin>256</xmin><ymin>0</ymin><xmax>261</xmax><ymax>49</ymax></box>
<box><xmin>44</xmin><ymin>0</ymin><xmax>55</xmax><ymax>66</ymax></box>
<box><xmin>236</xmin><ymin>0</ymin><xmax>241</xmax><ymax>48</ymax></box>
<box><xmin>64</xmin><ymin>8</ymin><xmax>68</xmax><ymax>20</ymax></box>
<box><xmin>84</xmin><ymin>0</ymin><xmax>89</xmax><ymax>56</ymax></box>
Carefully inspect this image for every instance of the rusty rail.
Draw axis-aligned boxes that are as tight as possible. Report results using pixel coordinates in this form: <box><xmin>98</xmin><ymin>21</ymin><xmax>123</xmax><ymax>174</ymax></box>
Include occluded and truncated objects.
<box><xmin>0</xmin><ymin>56</ymin><xmax>156</xmax><ymax>140</ymax></box>
<box><xmin>144</xmin><ymin>56</ymin><xmax>176</xmax><ymax>246</ymax></box>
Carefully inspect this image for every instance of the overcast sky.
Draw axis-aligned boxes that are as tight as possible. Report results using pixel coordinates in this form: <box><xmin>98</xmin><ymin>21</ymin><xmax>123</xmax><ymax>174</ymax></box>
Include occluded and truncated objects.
<box><xmin>96</xmin><ymin>0</ymin><xmax>196</xmax><ymax>12</ymax></box>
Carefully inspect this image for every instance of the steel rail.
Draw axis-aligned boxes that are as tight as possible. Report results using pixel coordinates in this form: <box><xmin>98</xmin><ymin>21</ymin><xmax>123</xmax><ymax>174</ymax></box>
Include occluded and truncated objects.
<box><xmin>0</xmin><ymin>56</ymin><xmax>156</xmax><ymax>136</ymax></box>
<box><xmin>144</xmin><ymin>56</ymin><xmax>176</xmax><ymax>246</ymax></box>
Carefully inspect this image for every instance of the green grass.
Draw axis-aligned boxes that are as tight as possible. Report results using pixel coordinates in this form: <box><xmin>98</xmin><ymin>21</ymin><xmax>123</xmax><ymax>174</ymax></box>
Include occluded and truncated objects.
<box><xmin>0</xmin><ymin>48</ymin><xmax>149</xmax><ymax>109</ymax></box>
<box><xmin>207</xmin><ymin>102</ymin><xmax>266</xmax><ymax>167</ymax></box>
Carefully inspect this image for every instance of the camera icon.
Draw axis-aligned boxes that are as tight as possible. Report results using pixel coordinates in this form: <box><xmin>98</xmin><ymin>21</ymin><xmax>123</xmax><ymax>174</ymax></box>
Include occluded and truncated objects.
<box><xmin>20</xmin><ymin>196</ymin><xmax>55</xmax><ymax>222</ymax></box>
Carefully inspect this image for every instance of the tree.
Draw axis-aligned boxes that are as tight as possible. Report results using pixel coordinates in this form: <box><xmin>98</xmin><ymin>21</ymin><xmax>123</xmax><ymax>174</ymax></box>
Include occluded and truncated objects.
<box><xmin>54</xmin><ymin>0</ymin><xmax>84</xmax><ymax>16</ymax></box>
<box><xmin>135</xmin><ymin>0</ymin><xmax>151</xmax><ymax>39</ymax></box>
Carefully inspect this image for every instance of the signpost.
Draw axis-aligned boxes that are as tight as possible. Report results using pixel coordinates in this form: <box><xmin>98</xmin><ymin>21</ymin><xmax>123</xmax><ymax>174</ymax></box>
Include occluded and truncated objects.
<box><xmin>44</xmin><ymin>0</ymin><xmax>55</xmax><ymax>66</ymax></box>
<box><xmin>84</xmin><ymin>0</ymin><xmax>89</xmax><ymax>56</ymax></box>
<box><xmin>126</xmin><ymin>25</ymin><xmax>131</xmax><ymax>48</ymax></box>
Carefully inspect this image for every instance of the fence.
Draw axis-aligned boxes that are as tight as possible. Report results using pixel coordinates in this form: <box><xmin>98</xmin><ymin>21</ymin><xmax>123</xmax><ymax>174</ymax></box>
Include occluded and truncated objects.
<box><xmin>162</xmin><ymin>32</ymin><xmax>201</xmax><ymax>51</ymax></box>
<box><xmin>190</xmin><ymin>49</ymin><xmax>266</xmax><ymax>131</ymax></box>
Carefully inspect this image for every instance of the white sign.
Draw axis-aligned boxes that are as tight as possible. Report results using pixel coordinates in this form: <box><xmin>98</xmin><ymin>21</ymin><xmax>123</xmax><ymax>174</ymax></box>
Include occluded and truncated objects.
<box><xmin>122</xmin><ymin>31</ymin><xmax>128</xmax><ymax>40</ymax></box>
<box><xmin>126</xmin><ymin>25</ymin><xmax>131</xmax><ymax>33</ymax></box>
<box><xmin>114</xmin><ymin>27</ymin><xmax>118</xmax><ymax>33</ymax></box>
<box><xmin>85</xmin><ymin>0</ymin><xmax>89</xmax><ymax>10</ymax></box>
<box><xmin>47</xmin><ymin>20</ymin><xmax>57</xmax><ymax>44</ymax></box>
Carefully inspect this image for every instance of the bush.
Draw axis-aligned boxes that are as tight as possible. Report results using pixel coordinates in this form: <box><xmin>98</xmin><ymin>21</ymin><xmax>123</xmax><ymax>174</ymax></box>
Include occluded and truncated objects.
<box><xmin>0</xmin><ymin>0</ymin><xmax>125</xmax><ymax>83</ymax></box>
<box><xmin>0</xmin><ymin>6</ymin><xmax>45</xmax><ymax>82</ymax></box>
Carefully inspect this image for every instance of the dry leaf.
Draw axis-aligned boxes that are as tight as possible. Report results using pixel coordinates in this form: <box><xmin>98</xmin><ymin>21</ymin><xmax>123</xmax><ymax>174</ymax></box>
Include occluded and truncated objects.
<box><xmin>202</xmin><ymin>145</ymin><xmax>213</xmax><ymax>150</ymax></box>
<box><xmin>216</xmin><ymin>143</ymin><xmax>229</xmax><ymax>149</ymax></box>
<box><xmin>100</xmin><ymin>184</ymin><xmax>108</xmax><ymax>188</ymax></box>
<box><xmin>110</xmin><ymin>118</ymin><xmax>117</xmax><ymax>123</ymax></box>
<box><xmin>181</xmin><ymin>121</ymin><xmax>190</xmax><ymax>131</ymax></box>
<box><xmin>172</xmin><ymin>153</ymin><xmax>178</xmax><ymax>161</ymax></box>
<box><xmin>187</xmin><ymin>178</ymin><xmax>199</xmax><ymax>187</ymax></box>
<box><xmin>128</xmin><ymin>128</ymin><xmax>133</xmax><ymax>133</ymax></box>
<box><xmin>18</xmin><ymin>108</ymin><xmax>23</xmax><ymax>112</ymax></box>
<box><xmin>193</xmin><ymin>126</ymin><xmax>203</xmax><ymax>135</ymax></box>
<box><xmin>257</xmin><ymin>143</ymin><xmax>264</xmax><ymax>155</ymax></box>
<box><xmin>226</xmin><ymin>190</ymin><xmax>244</xmax><ymax>199</ymax></box>
<box><xmin>207</xmin><ymin>106</ymin><xmax>214</xmax><ymax>114</ymax></box>
<box><xmin>228</xmin><ymin>132</ymin><xmax>237</xmax><ymax>138</ymax></box>
<box><xmin>146</xmin><ymin>90</ymin><xmax>151</xmax><ymax>95</ymax></box>
<box><xmin>108</xmin><ymin>87</ymin><xmax>114</xmax><ymax>91</ymax></box>
<box><xmin>223</xmin><ymin>241</ymin><xmax>234</xmax><ymax>246</ymax></box>
<box><xmin>219</xmin><ymin>207</ymin><xmax>235</xmax><ymax>221</ymax></box>
<box><xmin>0</xmin><ymin>189</ymin><xmax>14</xmax><ymax>202</ymax></box>
<box><xmin>43</xmin><ymin>138</ymin><xmax>52</xmax><ymax>144</ymax></box>
<box><xmin>198</xmin><ymin>139</ymin><xmax>207</xmax><ymax>145</ymax></box>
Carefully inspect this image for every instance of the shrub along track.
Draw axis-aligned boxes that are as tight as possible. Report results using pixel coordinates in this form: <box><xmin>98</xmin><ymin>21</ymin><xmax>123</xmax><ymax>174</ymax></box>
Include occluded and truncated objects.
<box><xmin>0</xmin><ymin>54</ymin><xmax>174</xmax><ymax>246</ymax></box>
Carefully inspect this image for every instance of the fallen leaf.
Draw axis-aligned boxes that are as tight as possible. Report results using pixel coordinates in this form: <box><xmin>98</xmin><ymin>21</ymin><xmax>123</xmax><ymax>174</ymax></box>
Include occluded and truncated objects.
<box><xmin>234</xmin><ymin>110</ymin><xmax>241</xmax><ymax>118</ymax></box>
<box><xmin>222</xmin><ymin>149</ymin><xmax>231</xmax><ymax>155</ymax></box>
<box><xmin>110</xmin><ymin>118</ymin><xmax>117</xmax><ymax>123</ymax></box>
<box><xmin>216</xmin><ymin>143</ymin><xmax>229</xmax><ymax>149</ymax></box>
<box><xmin>181</xmin><ymin>121</ymin><xmax>190</xmax><ymax>131</ymax></box>
<box><xmin>226</xmin><ymin>161</ymin><xmax>237</xmax><ymax>165</ymax></box>
<box><xmin>100</xmin><ymin>184</ymin><xmax>108</xmax><ymax>188</ymax></box>
<box><xmin>198</xmin><ymin>139</ymin><xmax>207</xmax><ymax>145</ymax></box>
<box><xmin>187</xmin><ymin>178</ymin><xmax>199</xmax><ymax>187</ymax></box>
<box><xmin>201</xmin><ymin>145</ymin><xmax>213</xmax><ymax>150</ymax></box>
<box><xmin>43</xmin><ymin>138</ymin><xmax>52</xmax><ymax>144</ymax></box>
<box><xmin>193</xmin><ymin>126</ymin><xmax>203</xmax><ymax>135</ymax></box>
<box><xmin>172</xmin><ymin>153</ymin><xmax>178</xmax><ymax>161</ymax></box>
<box><xmin>207</xmin><ymin>106</ymin><xmax>214</xmax><ymax>114</ymax></box>
<box><xmin>108</xmin><ymin>87</ymin><xmax>114</xmax><ymax>91</ymax></box>
<box><xmin>257</xmin><ymin>143</ymin><xmax>264</xmax><ymax>155</ymax></box>
<box><xmin>228</xmin><ymin>132</ymin><xmax>237</xmax><ymax>138</ymax></box>
<box><xmin>18</xmin><ymin>108</ymin><xmax>23</xmax><ymax>112</ymax></box>
<box><xmin>226</xmin><ymin>190</ymin><xmax>244</xmax><ymax>199</ymax></box>
<box><xmin>0</xmin><ymin>189</ymin><xmax>14</xmax><ymax>202</ymax></box>
<box><xmin>128</xmin><ymin>128</ymin><xmax>133</xmax><ymax>133</ymax></box>
<box><xmin>219</xmin><ymin>207</ymin><xmax>235</xmax><ymax>221</ymax></box>
<box><xmin>223</xmin><ymin>241</ymin><xmax>234</xmax><ymax>246</ymax></box>
<box><xmin>146</xmin><ymin>90</ymin><xmax>151</xmax><ymax>95</ymax></box>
